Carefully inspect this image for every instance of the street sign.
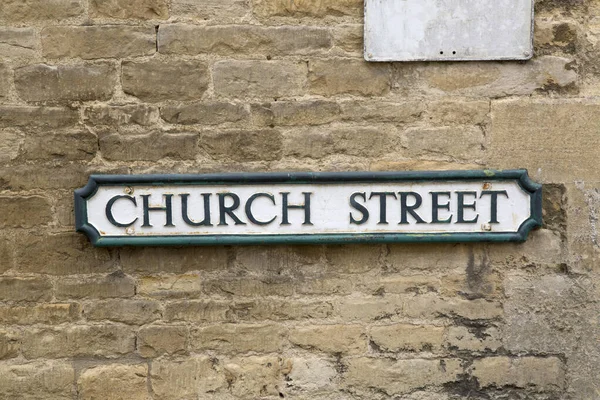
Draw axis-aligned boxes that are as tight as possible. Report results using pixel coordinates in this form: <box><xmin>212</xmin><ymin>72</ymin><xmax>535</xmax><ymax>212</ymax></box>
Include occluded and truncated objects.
<box><xmin>75</xmin><ymin>170</ymin><xmax>542</xmax><ymax>246</ymax></box>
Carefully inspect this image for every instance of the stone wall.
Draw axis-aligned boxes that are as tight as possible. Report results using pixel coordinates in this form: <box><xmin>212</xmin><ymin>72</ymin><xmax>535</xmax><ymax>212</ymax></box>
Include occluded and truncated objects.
<box><xmin>0</xmin><ymin>0</ymin><xmax>598</xmax><ymax>399</ymax></box>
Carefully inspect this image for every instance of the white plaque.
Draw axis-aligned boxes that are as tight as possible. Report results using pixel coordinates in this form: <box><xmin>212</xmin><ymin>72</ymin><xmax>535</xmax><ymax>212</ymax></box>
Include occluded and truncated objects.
<box><xmin>364</xmin><ymin>0</ymin><xmax>534</xmax><ymax>61</ymax></box>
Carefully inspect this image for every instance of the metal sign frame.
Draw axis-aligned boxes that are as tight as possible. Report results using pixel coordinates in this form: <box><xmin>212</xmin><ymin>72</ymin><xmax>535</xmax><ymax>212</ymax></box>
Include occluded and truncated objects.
<box><xmin>75</xmin><ymin>170</ymin><xmax>542</xmax><ymax>247</ymax></box>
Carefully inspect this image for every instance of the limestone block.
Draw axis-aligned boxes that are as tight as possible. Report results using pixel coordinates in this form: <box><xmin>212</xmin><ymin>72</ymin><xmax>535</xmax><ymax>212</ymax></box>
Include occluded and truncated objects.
<box><xmin>309</xmin><ymin>59</ymin><xmax>390</xmax><ymax>96</ymax></box>
<box><xmin>159</xmin><ymin>25</ymin><xmax>331</xmax><ymax>56</ymax></box>
<box><xmin>122</xmin><ymin>59</ymin><xmax>209</xmax><ymax>102</ymax></box>
<box><xmin>55</xmin><ymin>272</ymin><xmax>135</xmax><ymax>299</ymax></box>
<box><xmin>0</xmin><ymin>277</ymin><xmax>52</xmax><ymax>302</ymax></box>
<box><xmin>471</xmin><ymin>357</ymin><xmax>565</xmax><ymax>392</ymax></box>
<box><xmin>213</xmin><ymin>60</ymin><xmax>307</xmax><ymax>99</ymax></box>
<box><xmin>0</xmin><ymin>196</ymin><xmax>52</xmax><ymax>228</ymax></box>
<box><xmin>137</xmin><ymin>325</ymin><xmax>188</xmax><ymax>358</ymax></box>
<box><xmin>370</xmin><ymin>324</ymin><xmax>445</xmax><ymax>352</ymax></box>
<box><xmin>22</xmin><ymin>325</ymin><xmax>135</xmax><ymax>358</ymax></box>
<box><xmin>15</xmin><ymin>63</ymin><xmax>116</xmax><ymax>103</ymax></box>
<box><xmin>83</xmin><ymin>299</ymin><xmax>162</xmax><ymax>324</ymax></box>
<box><xmin>78</xmin><ymin>364</ymin><xmax>148</xmax><ymax>400</ymax></box>
<box><xmin>43</xmin><ymin>26</ymin><xmax>155</xmax><ymax>59</ymax></box>
<box><xmin>99</xmin><ymin>132</ymin><xmax>198</xmax><ymax>161</ymax></box>
<box><xmin>90</xmin><ymin>0</ymin><xmax>169</xmax><ymax>19</ymax></box>
<box><xmin>289</xmin><ymin>325</ymin><xmax>366</xmax><ymax>354</ymax></box>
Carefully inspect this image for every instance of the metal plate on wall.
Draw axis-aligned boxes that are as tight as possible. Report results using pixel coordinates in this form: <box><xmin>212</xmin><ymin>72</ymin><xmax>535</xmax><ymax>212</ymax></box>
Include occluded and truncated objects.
<box><xmin>364</xmin><ymin>0</ymin><xmax>534</xmax><ymax>62</ymax></box>
<box><xmin>75</xmin><ymin>170</ymin><xmax>542</xmax><ymax>247</ymax></box>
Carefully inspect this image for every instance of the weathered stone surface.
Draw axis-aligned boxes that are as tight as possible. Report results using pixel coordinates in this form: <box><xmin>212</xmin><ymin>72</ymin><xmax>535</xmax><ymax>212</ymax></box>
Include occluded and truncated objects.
<box><xmin>151</xmin><ymin>356</ymin><xmax>226</xmax><ymax>400</ymax></box>
<box><xmin>251</xmin><ymin>100</ymin><xmax>341</xmax><ymax>126</ymax></box>
<box><xmin>340</xmin><ymin>100</ymin><xmax>424</xmax><ymax>123</ymax></box>
<box><xmin>164</xmin><ymin>300</ymin><xmax>230</xmax><ymax>323</ymax></box>
<box><xmin>15</xmin><ymin>232</ymin><xmax>116</xmax><ymax>275</ymax></box>
<box><xmin>0</xmin><ymin>130</ymin><xmax>20</xmax><ymax>162</ymax></box>
<box><xmin>335</xmin><ymin>297</ymin><xmax>404</xmax><ymax>322</ymax></box>
<box><xmin>333</xmin><ymin>24</ymin><xmax>363</xmax><ymax>53</ymax></box>
<box><xmin>84</xmin><ymin>104</ymin><xmax>158</xmax><ymax>126</ymax></box>
<box><xmin>0</xmin><ymin>28</ymin><xmax>38</xmax><ymax>59</ymax></box>
<box><xmin>224</xmin><ymin>356</ymin><xmax>289</xmax><ymax>398</ymax></box>
<box><xmin>138</xmin><ymin>274</ymin><xmax>203</xmax><ymax>298</ymax></box>
<box><xmin>213</xmin><ymin>60</ymin><xmax>307</xmax><ymax>98</ymax></box>
<box><xmin>287</xmin><ymin>357</ymin><xmax>337</xmax><ymax>393</ymax></box>
<box><xmin>22</xmin><ymin>130</ymin><xmax>97</xmax><ymax>161</ymax></box>
<box><xmin>0</xmin><ymin>196</ymin><xmax>52</xmax><ymax>228</ymax></box>
<box><xmin>0</xmin><ymin>106</ymin><xmax>79</xmax><ymax>128</ymax></box>
<box><xmin>0</xmin><ymin>0</ymin><xmax>83</xmax><ymax>22</ymax></box>
<box><xmin>121</xmin><ymin>247</ymin><xmax>228</xmax><ymax>274</ymax></box>
<box><xmin>0</xmin><ymin>361</ymin><xmax>75</xmax><ymax>400</ymax></box>
<box><xmin>191</xmin><ymin>324</ymin><xmax>285</xmax><ymax>353</ymax></box>
<box><xmin>370</xmin><ymin>324</ymin><xmax>445</xmax><ymax>352</ymax></box>
<box><xmin>79</xmin><ymin>364</ymin><xmax>148</xmax><ymax>400</ymax></box>
<box><xmin>160</xmin><ymin>25</ymin><xmax>331</xmax><ymax>56</ymax></box>
<box><xmin>100</xmin><ymin>132</ymin><xmax>198</xmax><ymax>161</ymax></box>
<box><xmin>425</xmin><ymin>100</ymin><xmax>489</xmax><ymax>125</ymax></box>
<box><xmin>90</xmin><ymin>0</ymin><xmax>168</xmax><ymax>19</ymax></box>
<box><xmin>446</xmin><ymin>326</ymin><xmax>501</xmax><ymax>352</ymax></box>
<box><xmin>84</xmin><ymin>299</ymin><xmax>161</xmax><ymax>324</ymax></box>
<box><xmin>253</xmin><ymin>0</ymin><xmax>362</xmax><ymax>18</ymax></box>
<box><xmin>15</xmin><ymin>63</ymin><xmax>116</xmax><ymax>103</ymax></box>
<box><xmin>122</xmin><ymin>59</ymin><xmax>209</xmax><ymax>102</ymax></box>
<box><xmin>471</xmin><ymin>357</ymin><xmax>565</xmax><ymax>392</ymax></box>
<box><xmin>359</xmin><ymin>275</ymin><xmax>439</xmax><ymax>296</ymax></box>
<box><xmin>205</xmin><ymin>277</ymin><xmax>295</xmax><ymax>297</ymax></box>
<box><xmin>502</xmin><ymin>275</ymin><xmax>588</xmax><ymax>354</ymax></box>
<box><xmin>403</xmin><ymin>294</ymin><xmax>503</xmax><ymax>321</ymax></box>
<box><xmin>289</xmin><ymin>325</ymin><xmax>366</xmax><ymax>354</ymax></box>
<box><xmin>344</xmin><ymin>358</ymin><xmax>462</xmax><ymax>396</ymax></box>
<box><xmin>490</xmin><ymin>99</ymin><xmax>600</xmax><ymax>182</ymax></box>
<box><xmin>386</xmin><ymin>243</ymin><xmax>475</xmax><ymax>271</ymax></box>
<box><xmin>284</xmin><ymin>127</ymin><xmax>397</xmax><ymax>159</ymax></box>
<box><xmin>43</xmin><ymin>26</ymin><xmax>155</xmax><ymax>59</ymax></box>
<box><xmin>171</xmin><ymin>0</ymin><xmax>248</xmax><ymax>20</ymax></box>
<box><xmin>0</xmin><ymin>330</ymin><xmax>20</xmax><ymax>360</ymax></box>
<box><xmin>200</xmin><ymin>129</ymin><xmax>282</xmax><ymax>162</ymax></box>
<box><xmin>396</xmin><ymin>56</ymin><xmax>577</xmax><ymax>97</ymax></box>
<box><xmin>309</xmin><ymin>60</ymin><xmax>390</xmax><ymax>96</ymax></box>
<box><xmin>55</xmin><ymin>273</ymin><xmax>135</xmax><ymax>299</ymax></box>
<box><xmin>233</xmin><ymin>299</ymin><xmax>334</xmax><ymax>321</ymax></box>
<box><xmin>0</xmin><ymin>235</ymin><xmax>14</xmax><ymax>274</ymax></box>
<box><xmin>0</xmin><ymin>277</ymin><xmax>52</xmax><ymax>302</ymax></box>
<box><xmin>161</xmin><ymin>102</ymin><xmax>249</xmax><ymax>125</ymax></box>
<box><xmin>0</xmin><ymin>64</ymin><xmax>9</xmax><ymax>99</ymax></box>
<box><xmin>403</xmin><ymin>126</ymin><xmax>485</xmax><ymax>162</ymax></box>
<box><xmin>137</xmin><ymin>325</ymin><xmax>188</xmax><ymax>357</ymax></box>
<box><xmin>325</xmin><ymin>245</ymin><xmax>382</xmax><ymax>273</ymax></box>
<box><xmin>0</xmin><ymin>303</ymin><xmax>80</xmax><ymax>325</ymax></box>
<box><xmin>22</xmin><ymin>325</ymin><xmax>135</xmax><ymax>358</ymax></box>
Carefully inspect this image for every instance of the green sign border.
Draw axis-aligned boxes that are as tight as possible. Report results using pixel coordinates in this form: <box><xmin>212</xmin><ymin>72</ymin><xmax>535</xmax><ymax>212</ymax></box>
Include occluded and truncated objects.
<box><xmin>75</xmin><ymin>169</ymin><xmax>542</xmax><ymax>247</ymax></box>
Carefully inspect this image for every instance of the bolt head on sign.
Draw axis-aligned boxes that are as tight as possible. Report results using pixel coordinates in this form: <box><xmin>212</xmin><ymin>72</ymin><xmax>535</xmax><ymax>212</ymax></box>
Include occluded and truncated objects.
<box><xmin>364</xmin><ymin>0</ymin><xmax>534</xmax><ymax>61</ymax></box>
<box><xmin>74</xmin><ymin>170</ymin><xmax>542</xmax><ymax>247</ymax></box>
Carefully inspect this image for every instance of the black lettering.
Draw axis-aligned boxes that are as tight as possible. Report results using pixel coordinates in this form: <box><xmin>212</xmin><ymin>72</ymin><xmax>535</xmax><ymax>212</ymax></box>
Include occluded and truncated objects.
<box><xmin>480</xmin><ymin>190</ymin><xmax>509</xmax><ymax>224</ymax></box>
<box><xmin>369</xmin><ymin>192</ymin><xmax>398</xmax><ymax>225</ymax></box>
<box><xmin>105</xmin><ymin>195</ymin><xmax>138</xmax><ymax>227</ymax></box>
<box><xmin>349</xmin><ymin>192</ymin><xmax>369</xmax><ymax>225</ymax></box>
<box><xmin>281</xmin><ymin>192</ymin><xmax>312</xmax><ymax>226</ymax></box>
<box><xmin>399</xmin><ymin>192</ymin><xmax>426</xmax><ymax>224</ymax></box>
<box><xmin>245</xmin><ymin>193</ymin><xmax>277</xmax><ymax>226</ymax></box>
<box><xmin>456</xmin><ymin>191</ymin><xmax>479</xmax><ymax>224</ymax></box>
<box><xmin>181</xmin><ymin>193</ymin><xmax>212</xmax><ymax>227</ymax></box>
<box><xmin>431</xmin><ymin>192</ymin><xmax>452</xmax><ymax>224</ymax></box>
<box><xmin>141</xmin><ymin>194</ymin><xmax>174</xmax><ymax>227</ymax></box>
<box><xmin>218</xmin><ymin>193</ymin><xmax>246</xmax><ymax>226</ymax></box>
